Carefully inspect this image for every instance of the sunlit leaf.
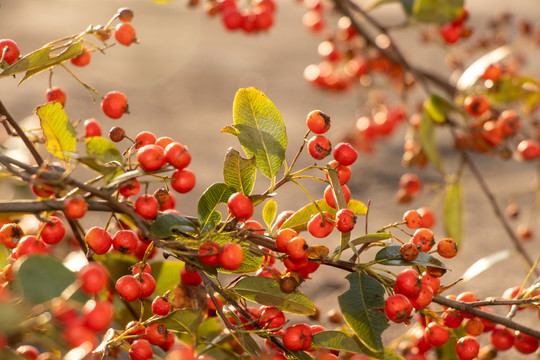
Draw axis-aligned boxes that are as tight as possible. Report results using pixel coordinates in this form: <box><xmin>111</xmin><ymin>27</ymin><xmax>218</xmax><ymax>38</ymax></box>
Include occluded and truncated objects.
<box><xmin>37</xmin><ymin>102</ymin><xmax>76</xmax><ymax>162</ymax></box>
<box><xmin>312</xmin><ymin>331</ymin><xmax>404</xmax><ymax>359</ymax></box>
<box><xmin>150</xmin><ymin>309</ymin><xmax>203</xmax><ymax>335</ymax></box>
<box><xmin>444</xmin><ymin>179</ymin><xmax>462</xmax><ymax>247</ymax></box>
<box><xmin>233</xmin><ymin>88</ymin><xmax>287</xmax><ymax>180</ymax></box>
<box><xmin>457</xmin><ymin>46</ymin><xmax>511</xmax><ymax>91</ymax></box>
<box><xmin>462</xmin><ymin>249</ymin><xmax>512</xmax><ymax>282</ymax></box>
<box><xmin>150</xmin><ymin>213</ymin><xmax>198</xmax><ymax>238</ymax></box>
<box><xmin>338</xmin><ymin>272</ymin><xmax>388</xmax><ymax>352</ymax></box>
<box><xmin>197</xmin><ymin>183</ymin><xmax>235</xmax><ymax>234</ymax></box>
<box><xmin>262</xmin><ymin>199</ymin><xmax>277</xmax><ymax>231</ymax></box>
<box><xmin>412</xmin><ymin>0</ymin><xmax>464</xmax><ymax>24</ymax></box>
<box><xmin>85</xmin><ymin>136</ymin><xmax>123</xmax><ymax>165</ymax></box>
<box><xmin>232</xmin><ymin>276</ymin><xmax>316</xmax><ymax>315</ymax></box>
<box><xmin>374</xmin><ymin>245</ymin><xmax>448</xmax><ymax>269</ymax></box>
<box><xmin>151</xmin><ymin>260</ymin><xmax>185</xmax><ymax>295</ymax></box>
<box><xmin>424</xmin><ymin>94</ymin><xmax>454</xmax><ymax>123</ymax></box>
<box><xmin>419</xmin><ymin>110</ymin><xmax>444</xmax><ymax>173</ymax></box>
<box><xmin>66</xmin><ymin>151</ymin><xmax>123</xmax><ymax>180</ymax></box>
<box><xmin>223</xmin><ymin>148</ymin><xmax>256</xmax><ymax>195</ymax></box>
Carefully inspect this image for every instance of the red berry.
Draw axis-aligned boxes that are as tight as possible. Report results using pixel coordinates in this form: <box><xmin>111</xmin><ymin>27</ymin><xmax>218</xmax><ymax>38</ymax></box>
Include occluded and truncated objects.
<box><xmin>335</xmin><ymin>208</ymin><xmax>356</xmax><ymax>232</ymax></box>
<box><xmin>455</xmin><ymin>336</ymin><xmax>480</xmax><ymax>360</ymax></box>
<box><xmin>275</xmin><ymin>228</ymin><xmax>298</xmax><ymax>253</ymax></box>
<box><xmin>307</xmin><ymin>135</ymin><xmax>332</xmax><ymax>160</ymax></box>
<box><xmin>137</xmin><ymin>272</ymin><xmax>156</xmax><ymax>298</ymax></box>
<box><xmin>85</xmin><ymin>226</ymin><xmax>112</xmax><ymax>255</ymax></box>
<box><xmin>101</xmin><ymin>91</ymin><xmax>128</xmax><ymax>119</ymax></box>
<box><xmin>137</xmin><ymin>144</ymin><xmax>166</xmax><ymax>172</ymax></box>
<box><xmin>403</xmin><ymin>209</ymin><xmax>421</xmax><ymax>229</ymax></box>
<box><xmin>333</xmin><ymin>142</ymin><xmax>358</xmax><ymax>166</ymax></box>
<box><xmin>409</xmin><ymin>283</ymin><xmax>434</xmax><ymax>310</ymax></box>
<box><xmin>198</xmin><ymin>242</ymin><xmax>221</xmax><ymax>266</ymax></box>
<box><xmin>395</xmin><ymin>269</ymin><xmax>421</xmax><ymax>297</ymax></box>
<box><xmin>135</xmin><ymin>194</ymin><xmax>159</xmax><ymax>219</ymax></box>
<box><xmin>490</xmin><ymin>325</ymin><xmax>515</xmax><ymax>351</ymax></box>
<box><xmin>170</xmin><ymin>168</ymin><xmax>196</xmax><ymax>193</ymax></box>
<box><xmin>119</xmin><ymin>178</ymin><xmax>141</xmax><ymax>197</ymax></box>
<box><xmin>517</xmin><ymin>139</ymin><xmax>540</xmax><ymax>160</ymax></box>
<box><xmin>78</xmin><ymin>262</ymin><xmax>110</xmax><ymax>295</ymax></box>
<box><xmin>155</xmin><ymin>136</ymin><xmax>174</xmax><ymax>149</ymax></box>
<box><xmin>399</xmin><ymin>173</ymin><xmax>422</xmax><ymax>196</ymax></box>
<box><xmin>84</xmin><ymin>118</ymin><xmax>102</xmax><ymax>137</ymax></box>
<box><xmin>325</xmin><ymin>160</ymin><xmax>351</xmax><ymax>185</ymax></box>
<box><xmin>481</xmin><ymin>64</ymin><xmax>502</xmax><ymax>82</ymax></box>
<box><xmin>424</xmin><ymin>322</ymin><xmax>449</xmax><ymax>347</ymax></box>
<box><xmin>417</xmin><ymin>207</ymin><xmax>435</xmax><ymax>228</ymax></box>
<box><xmin>151</xmin><ymin>296</ymin><xmax>172</xmax><ymax>316</ymax></box>
<box><xmin>384</xmin><ymin>294</ymin><xmax>412</xmax><ymax>323</ymax></box>
<box><xmin>218</xmin><ymin>242</ymin><xmax>244</xmax><ymax>270</ymax></box>
<box><xmin>116</xmin><ymin>275</ymin><xmax>142</xmax><ymax>301</ymax></box>
<box><xmin>286</xmin><ymin>236</ymin><xmax>308</xmax><ymax>263</ymax></box>
<box><xmin>70</xmin><ymin>46</ymin><xmax>91</xmax><ymax>66</ymax></box>
<box><xmin>129</xmin><ymin>339</ymin><xmax>153</xmax><ymax>360</ymax></box>
<box><xmin>306</xmin><ymin>110</ymin><xmax>331</xmax><ymax>134</ymax></box>
<box><xmin>15</xmin><ymin>235</ymin><xmax>47</xmax><ymax>258</ymax></box>
<box><xmin>514</xmin><ymin>331</ymin><xmax>539</xmax><ymax>354</ymax></box>
<box><xmin>0</xmin><ymin>39</ymin><xmax>20</xmax><ymax>65</ymax></box>
<box><xmin>227</xmin><ymin>192</ymin><xmax>254</xmax><ymax>221</ymax></box>
<box><xmin>411</xmin><ymin>228</ymin><xmax>435</xmax><ymax>252</ymax></box>
<box><xmin>118</xmin><ymin>8</ymin><xmax>134</xmax><ymax>22</ymax></box>
<box><xmin>497</xmin><ymin>110</ymin><xmax>520</xmax><ymax>136</ymax></box>
<box><xmin>46</xmin><ymin>87</ymin><xmax>66</xmax><ymax>106</ymax></box>
<box><xmin>323</xmin><ymin>184</ymin><xmax>351</xmax><ymax>209</ymax></box>
<box><xmin>165</xmin><ymin>142</ymin><xmax>191</xmax><ymax>170</ymax></box>
<box><xmin>64</xmin><ymin>196</ymin><xmax>87</xmax><ymax>219</ymax></box>
<box><xmin>112</xmin><ymin>230</ymin><xmax>138</xmax><ymax>254</ymax></box>
<box><xmin>39</xmin><ymin>216</ymin><xmax>65</xmax><ymax>245</ymax></box>
<box><xmin>283</xmin><ymin>323</ymin><xmax>312</xmax><ymax>351</ymax></box>
<box><xmin>131</xmin><ymin>263</ymin><xmax>152</xmax><ymax>276</ymax></box>
<box><xmin>307</xmin><ymin>211</ymin><xmax>335</xmax><ymax>238</ymax></box>
<box><xmin>15</xmin><ymin>345</ymin><xmax>40</xmax><ymax>360</ymax></box>
<box><xmin>420</xmin><ymin>271</ymin><xmax>440</xmax><ymax>293</ymax></box>
<box><xmin>83</xmin><ymin>299</ymin><xmax>114</xmax><ymax>332</ymax></box>
<box><xmin>146</xmin><ymin>322</ymin><xmax>168</xmax><ymax>346</ymax></box>
<box><xmin>464</xmin><ymin>95</ymin><xmax>490</xmax><ymax>117</ymax></box>
<box><xmin>442</xmin><ymin>310</ymin><xmax>463</xmax><ymax>329</ymax></box>
<box><xmin>180</xmin><ymin>266</ymin><xmax>202</xmax><ymax>286</ymax></box>
<box><xmin>115</xmin><ymin>23</ymin><xmax>136</xmax><ymax>46</ymax></box>
<box><xmin>0</xmin><ymin>223</ymin><xmax>24</xmax><ymax>249</ymax></box>
<box><xmin>222</xmin><ymin>10</ymin><xmax>243</xmax><ymax>30</ymax></box>
<box><xmin>134</xmin><ymin>131</ymin><xmax>157</xmax><ymax>149</ymax></box>
<box><xmin>258</xmin><ymin>306</ymin><xmax>286</xmax><ymax>331</ymax></box>
<box><xmin>440</xmin><ymin>23</ymin><xmax>461</xmax><ymax>44</ymax></box>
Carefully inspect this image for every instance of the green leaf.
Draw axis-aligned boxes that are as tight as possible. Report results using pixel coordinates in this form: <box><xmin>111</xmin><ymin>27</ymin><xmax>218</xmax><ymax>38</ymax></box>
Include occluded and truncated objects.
<box><xmin>85</xmin><ymin>136</ymin><xmax>123</xmax><ymax>165</ymax></box>
<box><xmin>374</xmin><ymin>245</ymin><xmax>448</xmax><ymax>269</ymax></box>
<box><xmin>151</xmin><ymin>213</ymin><xmax>198</xmax><ymax>238</ymax></box>
<box><xmin>151</xmin><ymin>309</ymin><xmax>203</xmax><ymax>335</ymax></box>
<box><xmin>66</xmin><ymin>151</ymin><xmax>123</xmax><ymax>180</ymax></box>
<box><xmin>336</xmin><ymin>232</ymin><xmax>393</xmax><ymax>254</ymax></box>
<box><xmin>262</xmin><ymin>199</ymin><xmax>277</xmax><ymax>231</ymax></box>
<box><xmin>338</xmin><ymin>272</ymin><xmax>388</xmax><ymax>352</ymax></box>
<box><xmin>237</xmin><ymin>332</ymin><xmax>262</xmax><ymax>358</ymax></box>
<box><xmin>412</xmin><ymin>0</ymin><xmax>464</xmax><ymax>24</ymax></box>
<box><xmin>419</xmin><ymin>110</ymin><xmax>444</xmax><ymax>173</ymax></box>
<box><xmin>223</xmin><ymin>148</ymin><xmax>257</xmax><ymax>195</ymax></box>
<box><xmin>151</xmin><ymin>260</ymin><xmax>185</xmax><ymax>295</ymax></box>
<box><xmin>232</xmin><ymin>276</ymin><xmax>316</xmax><ymax>315</ymax></box>
<box><xmin>15</xmin><ymin>255</ymin><xmax>77</xmax><ymax>304</ymax></box>
<box><xmin>424</xmin><ymin>94</ymin><xmax>454</xmax><ymax>123</ymax></box>
<box><xmin>444</xmin><ymin>179</ymin><xmax>463</xmax><ymax>247</ymax></box>
<box><xmin>232</xmin><ymin>87</ymin><xmax>287</xmax><ymax>180</ymax></box>
<box><xmin>400</xmin><ymin>0</ymin><xmax>414</xmax><ymax>14</ymax></box>
<box><xmin>197</xmin><ymin>183</ymin><xmax>235</xmax><ymax>234</ymax></box>
<box><xmin>312</xmin><ymin>331</ymin><xmax>404</xmax><ymax>360</ymax></box>
<box><xmin>37</xmin><ymin>102</ymin><xmax>76</xmax><ymax>162</ymax></box>
<box><xmin>0</xmin><ymin>42</ymin><xmax>83</xmax><ymax>84</ymax></box>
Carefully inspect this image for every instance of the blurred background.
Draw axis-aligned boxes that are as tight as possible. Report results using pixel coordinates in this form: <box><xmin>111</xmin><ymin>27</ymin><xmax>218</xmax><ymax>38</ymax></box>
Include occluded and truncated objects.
<box><xmin>1</xmin><ymin>0</ymin><xmax>540</xmax><ymax>356</ymax></box>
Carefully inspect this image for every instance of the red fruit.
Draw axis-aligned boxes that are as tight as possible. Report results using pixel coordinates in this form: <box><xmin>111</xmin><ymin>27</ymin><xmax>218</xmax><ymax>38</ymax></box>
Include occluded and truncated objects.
<box><xmin>420</xmin><ymin>271</ymin><xmax>440</xmax><ymax>293</ymax></box>
<box><xmin>254</xmin><ymin>11</ymin><xmax>273</xmax><ymax>31</ymax></box>
<box><xmin>84</xmin><ymin>118</ymin><xmax>102</xmax><ymax>137</ymax></box>
<box><xmin>155</xmin><ymin>136</ymin><xmax>174</xmax><ymax>149</ymax></box>
<box><xmin>440</xmin><ymin>23</ymin><xmax>461</xmax><ymax>44</ymax></box>
<box><xmin>442</xmin><ymin>310</ymin><xmax>463</xmax><ymax>329</ymax></box>
<box><xmin>307</xmin><ymin>211</ymin><xmax>334</xmax><ymax>238</ymax></box>
<box><xmin>395</xmin><ymin>269</ymin><xmax>421</xmax><ymax>297</ymax></box>
<box><xmin>227</xmin><ymin>192</ymin><xmax>254</xmax><ymax>220</ymax></box>
<box><xmin>308</xmin><ymin>135</ymin><xmax>332</xmax><ymax>160</ymax></box>
<box><xmin>482</xmin><ymin>64</ymin><xmax>502</xmax><ymax>82</ymax></box>
<box><xmin>112</xmin><ymin>230</ymin><xmax>138</xmax><ymax>254</ymax></box>
<box><xmin>222</xmin><ymin>10</ymin><xmax>243</xmax><ymax>30</ymax></box>
<box><xmin>137</xmin><ymin>144</ymin><xmax>166</xmax><ymax>171</ymax></box>
<box><xmin>490</xmin><ymin>325</ymin><xmax>515</xmax><ymax>351</ymax></box>
<box><xmin>115</xmin><ymin>274</ymin><xmax>143</xmax><ymax>301</ymax></box>
<box><xmin>180</xmin><ymin>266</ymin><xmax>202</xmax><ymax>286</ymax></box>
<box><xmin>115</xmin><ymin>23</ymin><xmax>136</xmax><ymax>46</ymax></box>
<box><xmin>131</xmin><ymin>263</ymin><xmax>152</xmax><ymax>275</ymax></box>
<box><xmin>306</xmin><ymin>110</ymin><xmax>331</xmax><ymax>134</ymax></box>
<box><xmin>409</xmin><ymin>283</ymin><xmax>434</xmax><ymax>310</ymax></box>
<box><xmin>198</xmin><ymin>242</ymin><xmax>221</xmax><ymax>266</ymax></box>
<box><xmin>326</xmin><ymin>160</ymin><xmax>352</xmax><ymax>185</ymax></box>
<box><xmin>78</xmin><ymin>262</ymin><xmax>110</xmax><ymax>295</ymax></box>
<box><xmin>165</xmin><ymin>142</ymin><xmax>191</xmax><ymax>170</ymax></box>
<box><xmin>517</xmin><ymin>139</ymin><xmax>540</xmax><ymax>160</ymax></box>
<box><xmin>496</xmin><ymin>110</ymin><xmax>520</xmax><ymax>136</ymax></box>
<box><xmin>129</xmin><ymin>339</ymin><xmax>153</xmax><ymax>360</ymax></box>
<box><xmin>241</xmin><ymin>219</ymin><xmax>265</xmax><ymax>234</ymax></box>
<box><xmin>276</xmin><ymin>228</ymin><xmax>298</xmax><ymax>253</ymax></box>
<box><xmin>283</xmin><ymin>323</ymin><xmax>312</xmax><ymax>351</ymax></box>
<box><xmin>286</xmin><ymin>236</ymin><xmax>308</xmax><ymax>263</ymax></box>
<box><xmin>101</xmin><ymin>91</ymin><xmax>128</xmax><ymax>119</ymax></box>
<box><xmin>70</xmin><ymin>46</ymin><xmax>91</xmax><ymax>66</ymax></box>
<box><xmin>46</xmin><ymin>87</ymin><xmax>66</xmax><ymax>106</ymax></box>
<box><xmin>137</xmin><ymin>272</ymin><xmax>156</xmax><ymax>298</ymax></box>
<box><xmin>258</xmin><ymin>306</ymin><xmax>286</xmax><ymax>331</ymax></box>
<box><xmin>403</xmin><ymin>209</ymin><xmax>421</xmax><ymax>229</ymax></box>
<box><xmin>64</xmin><ymin>196</ymin><xmax>87</xmax><ymax>219</ymax></box>
<box><xmin>0</xmin><ymin>39</ymin><xmax>20</xmax><ymax>65</ymax></box>
<box><xmin>119</xmin><ymin>178</ymin><xmax>141</xmax><ymax>197</ymax></box>
<box><xmin>146</xmin><ymin>322</ymin><xmax>168</xmax><ymax>346</ymax></box>
<box><xmin>118</xmin><ymin>8</ymin><xmax>134</xmax><ymax>22</ymax></box>
<box><xmin>335</xmin><ymin>208</ymin><xmax>356</xmax><ymax>232</ymax></box>
<box><xmin>399</xmin><ymin>173</ymin><xmax>422</xmax><ymax>196</ymax></box>
<box><xmin>170</xmin><ymin>168</ymin><xmax>196</xmax><ymax>193</ymax></box>
<box><xmin>464</xmin><ymin>95</ymin><xmax>490</xmax><ymax>116</ymax></box>
<box><xmin>411</xmin><ymin>228</ymin><xmax>435</xmax><ymax>252</ymax></box>
<box><xmin>15</xmin><ymin>235</ymin><xmax>47</xmax><ymax>258</ymax></box>
<box><xmin>134</xmin><ymin>131</ymin><xmax>157</xmax><ymax>149</ymax></box>
<box><xmin>384</xmin><ymin>294</ymin><xmax>413</xmax><ymax>323</ymax></box>
<box><xmin>159</xmin><ymin>191</ymin><xmax>176</xmax><ymax>211</ymax></box>
<box><xmin>0</xmin><ymin>223</ymin><xmax>24</xmax><ymax>249</ymax></box>
<box><xmin>134</xmin><ymin>239</ymin><xmax>156</xmax><ymax>261</ymax></box>
<box><xmin>135</xmin><ymin>194</ymin><xmax>159</xmax><ymax>219</ymax></box>
<box><xmin>151</xmin><ymin>296</ymin><xmax>172</xmax><ymax>316</ymax></box>
<box><xmin>63</xmin><ymin>323</ymin><xmax>98</xmax><ymax>350</ymax></box>
<box><xmin>333</xmin><ymin>142</ymin><xmax>358</xmax><ymax>166</ymax></box>
<box><xmin>514</xmin><ymin>331</ymin><xmax>539</xmax><ymax>354</ymax></box>
<box><xmin>39</xmin><ymin>216</ymin><xmax>65</xmax><ymax>245</ymax></box>
<box><xmin>417</xmin><ymin>207</ymin><xmax>435</xmax><ymax>228</ymax></box>
<box><xmin>16</xmin><ymin>345</ymin><xmax>40</xmax><ymax>360</ymax></box>
<box><xmin>424</xmin><ymin>322</ymin><xmax>449</xmax><ymax>347</ymax></box>
<box><xmin>83</xmin><ymin>299</ymin><xmax>114</xmax><ymax>332</ymax></box>
<box><xmin>455</xmin><ymin>336</ymin><xmax>480</xmax><ymax>360</ymax></box>
<box><xmin>323</xmin><ymin>184</ymin><xmax>351</xmax><ymax>209</ymax></box>
<box><xmin>218</xmin><ymin>242</ymin><xmax>244</xmax><ymax>270</ymax></box>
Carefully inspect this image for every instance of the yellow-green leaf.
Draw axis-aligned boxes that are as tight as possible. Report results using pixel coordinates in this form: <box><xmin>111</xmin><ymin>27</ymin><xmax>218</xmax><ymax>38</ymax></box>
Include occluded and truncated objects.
<box><xmin>419</xmin><ymin>110</ymin><xmax>444</xmax><ymax>174</ymax></box>
<box><xmin>262</xmin><ymin>199</ymin><xmax>277</xmax><ymax>231</ymax></box>
<box><xmin>444</xmin><ymin>179</ymin><xmax>463</xmax><ymax>247</ymax></box>
<box><xmin>37</xmin><ymin>102</ymin><xmax>76</xmax><ymax>162</ymax></box>
<box><xmin>223</xmin><ymin>148</ymin><xmax>256</xmax><ymax>195</ymax></box>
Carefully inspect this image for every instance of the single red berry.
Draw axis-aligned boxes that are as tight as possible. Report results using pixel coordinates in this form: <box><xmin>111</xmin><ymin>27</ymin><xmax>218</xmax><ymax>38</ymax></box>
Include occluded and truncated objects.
<box><xmin>119</xmin><ymin>178</ymin><xmax>141</xmax><ymax>197</ymax></box>
<box><xmin>227</xmin><ymin>192</ymin><xmax>254</xmax><ymax>220</ymax></box>
<box><xmin>137</xmin><ymin>272</ymin><xmax>156</xmax><ymax>298</ymax></box>
<box><xmin>112</xmin><ymin>230</ymin><xmax>138</xmax><ymax>254</ymax></box>
<box><xmin>135</xmin><ymin>194</ymin><xmax>159</xmax><ymax>219</ymax></box>
<box><xmin>325</xmin><ymin>160</ymin><xmax>352</xmax><ymax>185</ymax></box>
<box><xmin>307</xmin><ymin>135</ymin><xmax>332</xmax><ymax>160</ymax></box>
<box><xmin>83</xmin><ymin>299</ymin><xmax>114</xmax><ymax>332</ymax></box>
<box><xmin>417</xmin><ymin>207</ymin><xmax>435</xmax><ymax>228</ymax></box>
<box><xmin>64</xmin><ymin>196</ymin><xmax>87</xmax><ymax>219</ymax></box>
<box><xmin>456</xmin><ymin>291</ymin><xmax>477</xmax><ymax>319</ymax></box>
<box><xmin>517</xmin><ymin>139</ymin><xmax>540</xmax><ymax>161</ymax></box>
<box><xmin>408</xmin><ymin>283</ymin><xmax>434</xmax><ymax>310</ymax></box>
<box><xmin>403</xmin><ymin>209</ymin><xmax>421</xmax><ymax>229</ymax></box>
<box><xmin>0</xmin><ymin>39</ymin><xmax>20</xmax><ymax>65</ymax></box>
<box><xmin>286</xmin><ymin>236</ymin><xmax>308</xmax><ymax>263</ymax></box>
<box><xmin>39</xmin><ymin>216</ymin><xmax>65</xmax><ymax>245</ymax></box>
<box><xmin>399</xmin><ymin>173</ymin><xmax>422</xmax><ymax>196</ymax></box>
<box><xmin>222</xmin><ymin>10</ymin><xmax>243</xmax><ymax>30</ymax></box>
<box><xmin>218</xmin><ymin>242</ymin><xmax>244</xmax><ymax>270</ymax></box>
<box><xmin>514</xmin><ymin>331</ymin><xmax>539</xmax><ymax>354</ymax></box>
<box><xmin>115</xmin><ymin>274</ymin><xmax>143</xmax><ymax>301</ymax></box>
<box><xmin>440</xmin><ymin>23</ymin><xmax>461</xmax><ymax>44</ymax></box>
<box><xmin>0</xmin><ymin>223</ymin><xmax>24</xmax><ymax>249</ymax></box>
<box><xmin>84</xmin><ymin>118</ymin><xmax>102</xmax><ymax>137</ymax></box>
<box><xmin>15</xmin><ymin>345</ymin><xmax>40</xmax><ymax>360</ymax></box>
<box><xmin>15</xmin><ymin>235</ymin><xmax>48</xmax><ymax>258</ymax></box>
<box><xmin>420</xmin><ymin>271</ymin><xmax>440</xmax><ymax>293</ymax></box>
<box><xmin>481</xmin><ymin>64</ymin><xmax>502</xmax><ymax>82</ymax></box>
<box><xmin>78</xmin><ymin>262</ymin><xmax>110</xmax><ymax>295</ymax></box>
<box><xmin>151</xmin><ymin>295</ymin><xmax>172</xmax><ymax>316</ymax></box>
<box><xmin>395</xmin><ymin>269</ymin><xmax>421</xmax><ymax>297</ymax></box>
<box><xmin>335</xmin><ymin>208</ymin><xmax>356</xmax><ymax>232</ymax></box>
<box><xmin>85</xmin><ymin>226</ymin><xmax>112</xmax><ymax>255</ymax></box>
<box><xmin>442</xmin><ymin>310</ymin><xmax>464</xmax><ymax>329</ymax></box>
<box><xmin>424</xmin><ymin>322</ymin><xmax>449</xmax><ymax>347</ymax></box>
<box><xmin>146</xmin><ymin>322</ymin><xmax>168</xmax><ymax>346</ymax></box>
<box><xmin>496</xmin><ymin>110</ymin><xmax>520</xmax><ymax>136</ymax></box>
<box><xmin>118</xmin><ymin>8</ymin><xmax>134</xmax><ymax>22</ymax></box>
<box><xmin>283</xmin><ymin>323</ymin><xmax>312</xmax><ymax>351</ymax></box>
<box><xmin>275</xmin><ymin>210</ymin><xmax>295</xmax><ymax>230</ymax></box>
<box><xmin>109</xmin><ymin>126</ymin><xmax>126</xmax><ymax>142</ymax></box>
<box><xmin>306</xmin><ymin>110</ymin><xmax>331</xmax><ymax>134</ymax></box>
<box><xmin>333</xmin><ymin>142</ymin><xmax>358</xmax><ymax>166</ymax></box>
<box><xmin>180</xmin><ymin>266</ymin><xmax>202</xmax><ymax>286</ymax></box>
<box><xmin>155</xmin><ymin>136</ymin><xmax>174</xmax><ymax>149</ymax></box>
<box><xmin>198</xmin><ymin>242</ymin><xmax>221</xmax><ymax>266</ymax></box>
<box><xmin>464</xmin><ymin>95</ymin><xmax>490</xmax><ymax>116</ymax></box>
<box><xmin>258</xmin><ymin>306</ymin><xmax>286</xmax><ymax>331</ymax></box>
<box><xmin>411</xmin><ymin>228</ymin><xmax>435</xmax><ymax>252</ymax></box>
<box><xmin>70</xmin><ymin>46</ymin><xmax>91</xmax><ymax>66</ymax></box>
<box><xmin>115</xmin><ymin>23</ymin><xmax>136</xmax><ymax>46</ymax></box>
<box><xmin>170</xmin><ymin>168</ymin><xmax>196</xmax><ymax>193</ymax></box>
<box><xmin>131</xmin><ymin>262</ymin><xmax>152</xmax><ymax>276</ymax></box>
<box><xmin>46</xmin><ymin>87</ymin><xmax>66</xmax><ymax>106</ymax></box>
<box><xmin>307</xmin><ymin>211</ymin><xmax>335</xmax><ymax>238</ymax></box>
<box><xmin>101</xmin><ymin>91</ymin><xmax>128</xmax><ymax>119</ymax></box>
<box><xmin>455</xmin><ymin>336</ymin><xmax>480</xmax><ymax>360</ymax></box>
<box><xmin>384</xmin><ymin>294</ymin><xmax>413</xmax><ymax>323</ymax></box>
<box><xmin>437</xmin><ymin>238</ymin><xmax>458</xmax><ymax>258</ymax></box>
<box><xmin>165</xmin><ymin>142</ymin><xmax>191</xmax><ymax>170</ymax></box>
<box><xmin>490</xmin><ymin>325</ymin><xmax>515</xmax><ymax>351</ymax></box>
<box><xmin>137</xmin><ymin>144</ymin><xmax>166</xmax><ymax>172</ymax></box>
<box><xmin>134</xmin><ymin>131</ymin><xmax>157</xmax><ymax>149</ymax></box>
<box><xmin>323</xmin><ymin>184</ymin><xmax>351</xmax><ymax>209</ymax></box>
<box><xmin>129</xmin><ymin>339</ymin><xmax>153</xmax><ymax>360</ymax></box>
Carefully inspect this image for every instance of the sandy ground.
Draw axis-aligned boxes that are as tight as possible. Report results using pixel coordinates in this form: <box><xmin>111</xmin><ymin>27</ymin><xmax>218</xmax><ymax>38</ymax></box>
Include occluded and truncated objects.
<box><xmin>1</xmin><ymin>0</ymin><xmax>540</xmax><ymax>359</ymax></box>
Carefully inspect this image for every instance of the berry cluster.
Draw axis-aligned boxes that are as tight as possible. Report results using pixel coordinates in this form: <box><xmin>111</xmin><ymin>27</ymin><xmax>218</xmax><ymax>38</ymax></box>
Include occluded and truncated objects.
<box><xmin>203</xmin><ymin>0</ymin><xmax>276</xmax><ymax>33</ymax></box>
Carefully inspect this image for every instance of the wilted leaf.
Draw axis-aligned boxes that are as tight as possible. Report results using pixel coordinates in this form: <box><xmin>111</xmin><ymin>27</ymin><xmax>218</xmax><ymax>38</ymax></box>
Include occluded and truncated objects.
<box><xmin>444</xmin><ymin>180</ymin><xmax>462</xmax><ymax>247</ymax></box>
<box><xmin>262</xmin><ymin>199</ymin><xmax>277</xmax><ymax>231</ymax></box>
<box><xmin>338</xmin><ymin>272</ymin><xmax>388</xmax><ymax>352</ymax></box>
<box><xmin>150</xmin><ymin>213</ymin><xmax>198</xmax><ymax>238</ymax></box>
<box><xmin>223</xmin><ymin>148</ymin><xmax>256</xmax><ymax>195</ymax></box>
<box><xmin>462</xmin><ymin>249</ymin><xmax>512</xmax><ymax>282</ymax></box>
<box><xmin>374</xmin><ymin>245</ymin><xmax>448</xmax><ymax>269</ymax></box>
<box><xmin>233</xmin><ymin>88</ymin><xmax>287</xmax><ymax>180</ymax></box>
<box><xmin>308</xmin><ymin>245</ymin><xmax>329</xmax><ymax>260</ymax></box>
<box><xmin>232</xmin><ymin>276</ymin><xmax>316</xmax><ymax>315</ymax></box>
<box><xmin>37</xmin><ymin>102</ymin><xmax>76</xmax><ymax>162</ymax></box>
<box><xmin>197</xmin><ymin>183</ymin><xmax>235</xmax><ymax>234</ymax></box>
